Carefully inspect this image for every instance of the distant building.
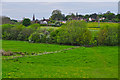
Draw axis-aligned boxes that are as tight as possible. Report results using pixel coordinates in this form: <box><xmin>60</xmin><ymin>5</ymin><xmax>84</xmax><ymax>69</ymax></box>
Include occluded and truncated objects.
<box><xmin>89</xmin><ymin>18</ymin><xmax>92</xmax><ymax>21</ymax></box>
<box><xmin>33</xmin><ymin>14</ymin><xmax>35</xmax><ymax>21</ymax></box>
<box><xmin>40</xmin><ymin>21</ymin><xmax>47</xmax><ymax>24</ymax></box>
<box><xmin>40</xmin><ymin>19</ymin><xmax>50</xmax><ymax>24</ymax></box>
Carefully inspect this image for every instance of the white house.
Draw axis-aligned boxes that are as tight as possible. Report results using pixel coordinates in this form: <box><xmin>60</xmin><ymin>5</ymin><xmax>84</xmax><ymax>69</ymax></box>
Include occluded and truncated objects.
<box><xmin>40</xmin><ymin>21</ymin><xmax>47</xmax><ymax>24</ymax></box>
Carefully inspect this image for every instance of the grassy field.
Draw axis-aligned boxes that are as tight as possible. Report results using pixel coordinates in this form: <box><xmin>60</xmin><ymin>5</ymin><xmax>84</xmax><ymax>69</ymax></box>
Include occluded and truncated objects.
<box><xmin>41</xmin><ymin>26</ymin><xmax>60</xmax><ymax>30</ymax></box>
<box><xmin>87</xmin><ymin>22</ymin><xmax>118</xmax><ymax>28</ymax></box>
<box><xmin>2</xmin><ymin>40</ymin><xmax>118</xmax><ymax>78</ymax></box>
<box><xmin>2</xmin><ymin>40</ymin><xmax>74</xmax><ymax>53</ymax></box>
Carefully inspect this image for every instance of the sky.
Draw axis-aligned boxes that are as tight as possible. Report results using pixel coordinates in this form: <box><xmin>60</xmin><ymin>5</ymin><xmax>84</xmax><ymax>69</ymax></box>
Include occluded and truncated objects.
<box><xmin>1</xmin><ymin>0</ymin><xmax>119</xmax><ymax>2</ymax></box>
<box><xmin>1</xmin><ymin>2</ymin><xmax>119</xmax><ymax>20</ymax></box>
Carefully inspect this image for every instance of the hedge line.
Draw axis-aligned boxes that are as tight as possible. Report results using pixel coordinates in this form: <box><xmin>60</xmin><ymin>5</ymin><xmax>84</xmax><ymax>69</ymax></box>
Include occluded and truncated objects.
<box><xmin>1</xmin><ymin>21</ymin><xmax>118</xmax><ymax>46</ymax></box>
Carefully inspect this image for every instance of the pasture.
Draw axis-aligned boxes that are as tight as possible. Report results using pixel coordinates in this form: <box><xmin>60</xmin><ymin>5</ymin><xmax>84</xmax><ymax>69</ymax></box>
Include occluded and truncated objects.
<box><xmin>2</xmin><ymin>40</ymin><xmax>118</xmax><ymax>78</ymax></box>
<box><xmin>2</xmin><ymin>40</ymin><xmax>74</xmax><ymax>54</ymax></box>
<box><xmin>1</xmin><ymin>22</ymin><xmax>118</xmax><ymax>78</ymax></box>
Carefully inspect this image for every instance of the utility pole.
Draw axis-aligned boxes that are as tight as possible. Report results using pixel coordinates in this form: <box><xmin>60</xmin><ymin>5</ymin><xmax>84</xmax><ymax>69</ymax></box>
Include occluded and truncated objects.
<box><xmin>98</xmin><ymin>16</ymin><xmax>100</xmax><ymax>27</ymax></box>
<box><xmin>97</xmin><ymin>12</ymin><xmax>101</xmax><ymax>27</ymax></box>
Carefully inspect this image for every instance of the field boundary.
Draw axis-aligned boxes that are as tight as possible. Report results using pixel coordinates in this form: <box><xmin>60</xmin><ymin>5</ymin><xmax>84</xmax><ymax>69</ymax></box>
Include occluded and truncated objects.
<box><xmin>2</xmin><ymin>46</ymin><xmax>80</xmax><ymax>60</ymax></box>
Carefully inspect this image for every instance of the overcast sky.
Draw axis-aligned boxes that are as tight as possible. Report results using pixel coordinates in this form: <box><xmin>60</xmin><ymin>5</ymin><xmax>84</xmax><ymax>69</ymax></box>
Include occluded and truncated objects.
<box><xmin>1</xmin><ymin>2</ymin><xmax>119</xmax><ymax>20</ymax></box>
<box><xmin>1</xmin><ymin>0</ymin><xmax>119</xmax><ymax>2</ymax></box>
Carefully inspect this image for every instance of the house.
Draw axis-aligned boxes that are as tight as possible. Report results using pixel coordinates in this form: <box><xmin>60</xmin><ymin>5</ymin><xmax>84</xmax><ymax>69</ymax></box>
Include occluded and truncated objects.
<box><xmin>40</xmin><ymin>19</ymin><xmax>50</xmax><ymax>24</ymax></box>
<box><xmin>40</xmin><ymin>21</ymin><xmax>47</xmax><ymax>24</ymax></box>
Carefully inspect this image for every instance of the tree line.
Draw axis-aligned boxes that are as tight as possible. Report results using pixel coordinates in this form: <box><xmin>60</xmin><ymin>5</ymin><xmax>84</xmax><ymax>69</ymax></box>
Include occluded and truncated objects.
<box><xmin>1</xmin><ymin>10</ymin><xmax>120</xmax><ymax>26</ymax></box>
<box><xmin>50</xmin><ymin>10</ymin><xmax>120</xmax><ymax>22</ymax></box>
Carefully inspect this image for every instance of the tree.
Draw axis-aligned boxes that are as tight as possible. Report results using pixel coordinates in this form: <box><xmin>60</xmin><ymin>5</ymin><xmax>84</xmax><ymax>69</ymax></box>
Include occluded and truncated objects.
<box><xmin>1</xmin><ymin>16</ymin><xmax>11</xmax><ymax>24</ymax></box>
<box><xmin>90</xmin><ymin>13</ymin><xmax>98</xmax><ymax>19</ymax></box>
<box><xmin>57</xmin><ymin>20</ymin><xmax>93</xmax><ymax>45</ymax></box>
<box><xmin>78</xmin><ymin>14</ymin><xmax>84</xmax><ymax>18</ymax></box>
<box><xmin>65</xmin><ymin>13</ymin><xmax>76</xmax><ymax>20</ymax></box>
<box><xmin>52</xmin><ymin>9</ymin><xmax>61</xmax><ymax>15</ymax></box>
<box><xmin>103</xmin><ymin>11</ymin><xmax>115</xmax><ymax>20</ymax></box>
<box><xmin>50</xmin><ymin>10</ymin><xmax>65</xmax><ymax>21</ymax></box>
<box><xmin>116</xmin><ymin>14</ymin><xmax>120</xmax><ymax>19</ymax></box>
<box><xmin>11</xmin><ymin>19</ymin><xmax>18</xmax><ymax>24</ymax></box>
<box><xmin>84</xmin><ymin>14</ymin><xmax>89</xmax><ymax>19</ymax></box>
<box><xmin>22</xmin><ymin>18</ymin><xmax>31</xmax><ymax>26</ymax></box>
<box><xmin>17</xmin><ymin>27</ymin><xmax>34</xmax><ymax>41</ymax></box>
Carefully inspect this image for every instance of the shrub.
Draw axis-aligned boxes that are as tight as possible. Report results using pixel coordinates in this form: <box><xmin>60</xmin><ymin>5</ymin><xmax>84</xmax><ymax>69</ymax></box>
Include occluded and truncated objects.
<box><xmin>57</xmin><ymin>20</ymin><xmax>93</xmax><ymax>45</ymax></box>
<box><xmin>50</xmin><ymin>29</ymin><xmax>60</xmax><ymax>43</ymax></box>
<box><xmin>2</xmin><ymin>24</ymin><xmax>25</xmax><ymax>40</ymax></box>
<box><xmin>28</xmin><ymin>32</ymin><xmax>46</xmax><ymax>43</ymax></box>
<box><xmin>9</xmin><ymin>25</ymin><xmax>25</xmax><ymax>40</ymax></box>
<box><xmin>28</xmin><ymin>23</ymin><xmax>40</xmax><ymax>30</ymax></box>
<box><xmin>98</xmin><ymin>24</ymin><xmax>118</xmax><ymax>46</ymax></box>
<box><xmin>28</xmin><ymin>27</ymin><xmax>55</xmax><ymax>43</ymax></box>
<box><xmin>2</xmin><ymin>24</ymin><xmax>14</xmax><ymax>34</ymax></box>
<box><xmin>2</xmin><ymin>24</ymin><xmax>15</xmax><ymax>40</ymax></box>
<box><xmin>17</xmin><ymin>27</ymin><xmax>34</xmax><ymax>41</ymax></box>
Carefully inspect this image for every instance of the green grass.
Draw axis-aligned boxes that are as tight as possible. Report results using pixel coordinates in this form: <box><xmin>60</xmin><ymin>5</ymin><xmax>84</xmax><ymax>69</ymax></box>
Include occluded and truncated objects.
<box><xmin>2</xmin><ymin>40</ymin><xmax>118</xmax><ymax>78</ymax></box>
<box><xmin>87</xmin><ymin>22</ymin><xmax>118</xmax><ymax>28</ymax></box>
<box><xmin>41</xmin><ymin>26</ymin><xmax>60</xmax><ymax>30</ymax></box>
<box><xmin>2</xmin><ymin>40</ymin><xmax>74</xmax><ymax>53</ymax></box>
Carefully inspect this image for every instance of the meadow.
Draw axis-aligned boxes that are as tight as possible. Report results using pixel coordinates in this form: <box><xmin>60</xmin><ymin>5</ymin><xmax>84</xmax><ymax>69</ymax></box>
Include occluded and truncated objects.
<box><xmin>1</xmin><ymin>22</ymin><xmax>118</xmax><ymax>78</ymax></box>
<box><xmin>2</xmin><ymin>40</ymin><xmax>74</xmax><ymax>54</ymax></box>
<box><xmin>2</xmin><ymin>40</ymin><xmax>118</xmax><ymax>78</ymax></box>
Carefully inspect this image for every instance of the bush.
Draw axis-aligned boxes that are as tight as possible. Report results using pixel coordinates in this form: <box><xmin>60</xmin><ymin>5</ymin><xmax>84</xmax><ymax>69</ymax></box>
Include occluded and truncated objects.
<box><xmin>2</xmin><ymin>24</ymin><xmax>14</xmax><ymax>40</ymax></box>
<box><xmin>98</xmin><ymin>24</ymin><xmax>118</xmax><ymax>46</ymax></box>
<box><xmin>28</xmin><ymin>28</ymin><xmax>55</xmax><ymax>43</ymax></box>
<box><xmin>9</xmin><ymin>25</ymin><xmax>25</xmax><ymax>40</ymax></box>
<box><xmin>29</xmin><ymin>32</ymin><xmax>46</xmax><ymax>43</ymax></box>
<box><xmin>2</xmin><ymin>24</ymin><xmax>25</xmax><ymax>40</ymax></box>
<box><xmin>28</xmin><ymin>23</ymin><xmax>40</xmax><ymax>30</ymax></box>
<box><xmin>2</xmin><ymin>24</ymin><xmax>14</xmax><ymax>34</ymax></box>
<box><xmin>17</xmin><ymin>27</ymin><xmax>34</xmax><ymax>41</ymax></box>
<box><xmin>57</xmin><ymin>20</ymin><xmax>93</xmax><ymax>45</ymax></box>
<box><xmin>50</xmin><ymin>29</ymin><xmax>60</xmax><ymax>43</ymax></box>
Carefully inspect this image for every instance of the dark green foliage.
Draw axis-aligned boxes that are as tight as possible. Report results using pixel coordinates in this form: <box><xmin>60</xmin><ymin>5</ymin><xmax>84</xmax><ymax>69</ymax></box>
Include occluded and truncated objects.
<box><xmin>22</xmin><ymin>18</ymin><xmax>31</xmax><ymax>26</ymax></box>
<box><xmin>50</xmin><ymin>10</ymin><xmax>65</xmax><ymax>21</ymax></box>
<box><xmin>117</xmin><ymin>14</ymin><xmax>120</xmax><ymax>19</ymax></box>
<box><xmin>103</xmin><ymin>12</ymin><xmax>115</xmax><ymax>20</ymax></box>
